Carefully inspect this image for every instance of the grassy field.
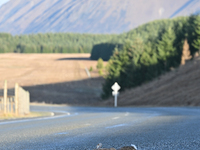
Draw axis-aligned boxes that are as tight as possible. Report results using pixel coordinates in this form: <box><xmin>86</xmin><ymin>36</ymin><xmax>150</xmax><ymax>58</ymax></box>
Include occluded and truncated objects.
<box><xmin>0</xmin><ymin>53</ymin><xmax>105</xmax><ymax>106</ymax></box>
<box><xmin>0</xmin><ymin>53</ymin><xmax>103</xmax><ymax>87</ymax></box>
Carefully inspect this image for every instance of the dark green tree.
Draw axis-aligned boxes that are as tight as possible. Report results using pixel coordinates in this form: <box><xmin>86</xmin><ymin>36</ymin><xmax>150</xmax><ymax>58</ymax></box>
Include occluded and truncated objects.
<box><xmin>157</xmin><ymin>27</ymin><xmax>176</xmax><ymax>71</ymax></box>
<box><xmin>192</xmin><ymin>14</ymin><xmax>200</xmax><ymax>54</ymax></box>
<box><xmin>186</xmin><ymin>14</ymin><xmax>200</xmax><ymax>56</ymax></box>
<box><xmin>96</xmin><ymin>58</ymin><xmax>104</xmax><ymax>70</ymax></box>
<box><xmin>101</xmin><ymin>37</ymin><xmax>144</xmax><ymax>99</ymax></box>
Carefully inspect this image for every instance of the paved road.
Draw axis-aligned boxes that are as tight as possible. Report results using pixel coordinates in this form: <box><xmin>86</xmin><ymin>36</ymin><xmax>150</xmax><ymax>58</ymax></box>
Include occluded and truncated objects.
<box><xmin>0</xmin><ymin>105</ymin><xmax>200</xmax><ymax>150</ymax></box>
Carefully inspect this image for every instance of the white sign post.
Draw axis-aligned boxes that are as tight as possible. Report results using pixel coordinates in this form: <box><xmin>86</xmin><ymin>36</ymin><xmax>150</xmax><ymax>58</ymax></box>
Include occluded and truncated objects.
<box><xmin>111</xmin><ymin>82</ymin><xmax>121</xmax><ymax>107</ymax></box>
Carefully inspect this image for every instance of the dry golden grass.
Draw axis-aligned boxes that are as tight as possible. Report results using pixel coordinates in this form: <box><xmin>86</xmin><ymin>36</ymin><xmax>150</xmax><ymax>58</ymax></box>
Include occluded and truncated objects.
<box><xmin>0</xmin><ymin>53</ymin><xmax>105</xmax><ymax>88</ymax></box>
<box><xmin>0</xmin><ymin>112</ymin><xmax>52</xmax><ymax>120</ymax></box>
<box><xmin>0</xmin><ymin>53</ymin><xmax>105</xmax><ymax>106</ymax></box>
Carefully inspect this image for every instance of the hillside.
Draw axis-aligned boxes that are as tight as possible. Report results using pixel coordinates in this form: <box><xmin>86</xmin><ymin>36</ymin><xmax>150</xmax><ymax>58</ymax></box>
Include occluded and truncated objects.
<box><xmin>1</xmin><ymin>0</ymin><xmax>200</xmax><ymax>34</ymax></box>
<box><xmin>103</xmin><ymin>56</ymin><xmax>200</xmax><ymax>107</ymax></box>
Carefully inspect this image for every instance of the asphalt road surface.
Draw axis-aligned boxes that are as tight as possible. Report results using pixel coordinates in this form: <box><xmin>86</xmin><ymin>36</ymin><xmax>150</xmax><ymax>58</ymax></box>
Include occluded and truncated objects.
<box><xmin>0</xmin><ymin>105</ymin><xmax>200</xmax><ymax>150</ymax></box>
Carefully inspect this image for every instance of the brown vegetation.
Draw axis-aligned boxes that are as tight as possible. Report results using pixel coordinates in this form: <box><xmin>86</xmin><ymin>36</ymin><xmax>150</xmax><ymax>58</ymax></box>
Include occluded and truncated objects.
<box><xmin>0</xmin><ymin>54</ymin><xmax>105</xmax><ymax>106</ymax></box>
<box><xmin>0</xmin><ymin>112</ymin><xmax>52</xmax><ymax>120</ymax></box>
<box><xmin>181</xmin><ymin>39</ymin><xmax>191</xmax><ymax>65</ymax></box>
<box><xmin>0</xmin><ymin>53</ymin><xmax>102</xmax><ymax>87</ymax></box>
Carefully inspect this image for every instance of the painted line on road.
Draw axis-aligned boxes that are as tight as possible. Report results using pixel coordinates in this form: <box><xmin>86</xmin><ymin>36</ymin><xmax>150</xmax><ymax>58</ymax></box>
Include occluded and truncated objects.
<box><xmin>55</xmin><ymin>132</ymin><xmax>68</xmax><ymax>135</ymax></box>
<box><xmin>125</xmin><ymin>112</ymin><xmax>130</xmax><ymax>116</ymax></box>
<box><xmin>84</xmin><ymin>123</ymin><xmax>91</xmax><ymax>126</ymax></box>
<box><xmin>112</xmin><ymin>117</ymin><xmax>120</xmax><ymax>120</ymax></box>
<box><xmin>0</xmin><ymin>112</ymin><xmax>78</xmax><ymax>125</ymax></box>
<box><xmin>51</xmin><ymin>111</ymin><xmax>71</xmax><ymax>116</ymax></box>
<box><xmin>106</xmin><ymin>124</ymin><xmax>127</xmax><ymax>129</ymax></box>
<box><xmin>106</xmin><ymin>112</ymin><xmax>160</xmax><ymax>129</ymax></box>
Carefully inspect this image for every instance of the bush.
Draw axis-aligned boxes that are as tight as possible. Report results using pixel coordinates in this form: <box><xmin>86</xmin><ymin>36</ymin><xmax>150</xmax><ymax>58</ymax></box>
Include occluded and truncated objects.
<box><xmin>96</xmin><ymin>58</ymin><xmax>104</xmax><ymax>70</ymax></box>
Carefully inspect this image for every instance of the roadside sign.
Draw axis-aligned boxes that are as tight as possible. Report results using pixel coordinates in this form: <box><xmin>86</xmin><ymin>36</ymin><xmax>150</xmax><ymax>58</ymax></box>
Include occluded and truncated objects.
<box><xmin>112</xmin><ymin>82</ymin><xmax>121</xmax><ymax>92</ymax></box>
<box><xmin>111</xmin><ymin>82</ymin><xmax>120</xmax><ymax>107</ymax></box>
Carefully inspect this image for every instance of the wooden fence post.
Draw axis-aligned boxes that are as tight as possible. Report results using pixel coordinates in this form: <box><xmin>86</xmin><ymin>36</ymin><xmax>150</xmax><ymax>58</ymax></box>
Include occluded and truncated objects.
<box><xmin>7</xmin><ymin>97</ymin><xmax>10</xmax><ymax>113</ymax></box>
<box><xmin>15</xmin><ymin>83</ymin><xmax>19</xmax><ymax>115</ymax></box>
<box><xmin>4</xmin><ymin>80</ymin><xmax>7</xmax><ymax>114</ymax></box>
<box><xmin>11</xmin><ymin>97</ymin><xmax>13</xmax><ymax>114</ymax></box>
<box><xmin>0</xmin><ymin>97</ymin><xmax>2</xmax><ymax>112</ymax></box>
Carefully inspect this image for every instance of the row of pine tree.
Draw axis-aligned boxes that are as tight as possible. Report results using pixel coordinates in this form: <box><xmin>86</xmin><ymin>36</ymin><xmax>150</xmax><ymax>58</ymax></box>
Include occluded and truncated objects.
<box><xmin>101</xmin><ymin>14</ymin><xmax>200</xmax><ymax>99</ymax></box>
<box><xmin>0</xmin><ymin>33</ymin><xmax>115</xmax><ymax>53</ymax></box>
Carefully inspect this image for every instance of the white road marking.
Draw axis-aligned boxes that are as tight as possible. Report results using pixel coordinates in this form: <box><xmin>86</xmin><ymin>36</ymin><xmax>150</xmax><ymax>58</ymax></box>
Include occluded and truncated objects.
<box><xmin>0</xmin><ymin>112</ymin><xmax>78</xmax><ymax>125</ymax></box>
<box><xmin>55</xmin><ymin>132</ymin><xmax>68</xmax><ymax>135</ymax></box>
<box><xmin>106</xmin><ymin>124</ymin><xmax>127</xmax><ymax>129</ymax></box>
<box><xmin>112</xmin><ymin>117</ymin><xmax>119</xmax><ymax>120</ymax></box>
<box><xmin>84</xmin><ymin>123</ymin><xmax>91</xmax><ymax>126</ymax></box>
<box><xmin>106</xmin><ymin>112</ymin><xmax>160</xmax><ymax>129</ymax></box>
<box><xmin>125</xmin><ymin>112</ymin><xmax>130</xmax><ymax>116</ymax></box>
<box><xmin>53</xmin><ymin>111</ymin><xmax>70</xmax><ymax>115</ymax></box>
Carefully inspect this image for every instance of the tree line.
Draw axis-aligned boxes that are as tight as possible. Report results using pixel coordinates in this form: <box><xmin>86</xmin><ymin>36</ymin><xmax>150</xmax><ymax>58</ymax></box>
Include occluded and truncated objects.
<box><xmin>101</xmin><ymin>14</ymin><xmax>200</xmax><ymax>99</ymax></box>
<box><xmin>0</xmin><ymin>33</ymin><xmax>115</xmax><ymax>53</ymax></box>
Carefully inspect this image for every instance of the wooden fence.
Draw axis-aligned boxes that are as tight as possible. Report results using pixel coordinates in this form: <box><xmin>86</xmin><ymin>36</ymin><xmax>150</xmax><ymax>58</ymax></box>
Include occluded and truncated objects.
<box><xmin>0</xmin><ymin>96</ymin><xmax>15</xmax><ymax>114</ymax></box>
<box><xmin>0</xmin><ymin>81</ymin><xmax>30</xmax><ymax>115</ymax></box>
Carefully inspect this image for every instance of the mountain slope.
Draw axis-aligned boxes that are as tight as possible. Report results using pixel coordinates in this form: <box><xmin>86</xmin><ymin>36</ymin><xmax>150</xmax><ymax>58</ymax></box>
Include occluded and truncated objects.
<box><xmin>104</xmin><ymin>57</ymin><xmax>200</xmax><ymax>106</ymax></box>
<box><xmin>170</xmin><ymin>0</ymin><xmax>200</xmax><ymax>18</ymax></box>
<box><xmin>0</xmin><ymin>0</ymin><xmax>199</xmax><ymax>34</ymax></box>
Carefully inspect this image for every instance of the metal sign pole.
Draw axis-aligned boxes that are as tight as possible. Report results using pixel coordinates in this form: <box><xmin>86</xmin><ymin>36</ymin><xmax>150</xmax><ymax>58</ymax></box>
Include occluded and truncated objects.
<box><xmin>114</xmin><ymin>94</ymin><xmax>117</xmax><ymax>107</ymax></box>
